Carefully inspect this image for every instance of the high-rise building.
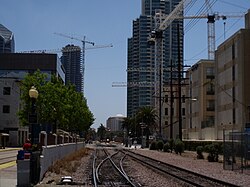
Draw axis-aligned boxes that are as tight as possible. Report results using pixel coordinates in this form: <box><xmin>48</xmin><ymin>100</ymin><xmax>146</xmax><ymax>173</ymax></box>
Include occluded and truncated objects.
<box><xmin>0</xmin><ymin>24</ymin><xmax>15</xmax><ymax>53</ymax></box>
<box><xmin>61</xmin><ymin>45</ymin><xmax>82</xmax><ymax>93</ymax></box>
<box><xmin>127</xmin><ymin>0</ymin><xmax>183</xmax><ymax>118</ymax></box>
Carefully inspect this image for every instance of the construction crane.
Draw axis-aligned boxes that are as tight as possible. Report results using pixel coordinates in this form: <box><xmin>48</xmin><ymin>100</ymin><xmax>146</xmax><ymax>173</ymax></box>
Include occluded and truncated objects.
<box><xmin>18</xmin><ymin>44</ymin><xmax>113</xmax><ymax>54</ymax></box>
<box><xmin>53</xmin><ymin>32</ymin><xmax>112</xmax><ymax>93</ymax></box>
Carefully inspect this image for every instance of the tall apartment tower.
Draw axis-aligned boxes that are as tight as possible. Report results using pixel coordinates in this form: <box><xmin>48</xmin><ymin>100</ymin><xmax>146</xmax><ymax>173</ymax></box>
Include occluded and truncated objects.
<box><xmin>0</xmin><ymin>24</ymin><xmax>15</xmax><ymax>53</ymax></box>
<box><xmin>127</xmin><ymin>0</ymin><xmax>183</xmax><ymax>117</ymax></box>
<box><xmin>61</xmin><ymin>45</ymin><xmax>82</xmax><ymax>93</ymax></box>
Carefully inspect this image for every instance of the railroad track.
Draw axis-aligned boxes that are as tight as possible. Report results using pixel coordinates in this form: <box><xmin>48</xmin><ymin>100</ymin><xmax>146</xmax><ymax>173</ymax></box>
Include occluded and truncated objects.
<box><xmin>92</xmin><ymin>148</ymin><xmax>138</xmax><ymax>187</ymax></box>
<box><xmin>124</xmin><ymin>149</ymin><xmax>240</xmax><ymax>187</ymax></box>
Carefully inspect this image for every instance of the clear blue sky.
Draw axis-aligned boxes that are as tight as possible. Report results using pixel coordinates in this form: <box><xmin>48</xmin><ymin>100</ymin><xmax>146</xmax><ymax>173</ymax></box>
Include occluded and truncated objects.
<box><xmin>1</xmin><ymin>0</ymin><xmax>250</xmax><ymax>130</ymax></box>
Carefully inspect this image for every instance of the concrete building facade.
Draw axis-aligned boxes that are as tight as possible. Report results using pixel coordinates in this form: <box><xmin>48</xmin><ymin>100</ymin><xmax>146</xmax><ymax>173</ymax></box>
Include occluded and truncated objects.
<box><xmin>0</xmin><ymin>53</ymin><xmax>64</xmax><ymax>146</ymax></box>
<box><xmin>162</xmin><ymin>81</ymin><xmax>187</xmax><ymax>140</ymax></box>
<box><xmin>184</xmin><ymin>60</ymin><xmax>215</xmax><ymax>140</ymax></box>
<box><xmin>215</xmin><ymin>10</ymin><xmax>250</xmax><ymax>139</ymax></box>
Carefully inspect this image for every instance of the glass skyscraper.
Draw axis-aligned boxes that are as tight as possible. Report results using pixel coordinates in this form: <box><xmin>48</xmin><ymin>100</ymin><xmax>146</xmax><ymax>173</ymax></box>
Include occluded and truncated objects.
<box><xmin>127</xmin><ymin>0</ymin><xmax>183</xmax><ymax>117</ymax></box>
<box><xmin>0</xmin><ymin>24</ymin><xmax>15</xmax><ymax>53</ymax></box>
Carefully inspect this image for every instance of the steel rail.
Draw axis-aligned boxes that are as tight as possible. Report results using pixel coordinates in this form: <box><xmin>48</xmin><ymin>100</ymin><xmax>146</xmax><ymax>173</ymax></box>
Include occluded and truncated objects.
<box><xmin>125</xmin><ymin>150</ymin><xmax>240</xmax><ymax>187</ymax></box>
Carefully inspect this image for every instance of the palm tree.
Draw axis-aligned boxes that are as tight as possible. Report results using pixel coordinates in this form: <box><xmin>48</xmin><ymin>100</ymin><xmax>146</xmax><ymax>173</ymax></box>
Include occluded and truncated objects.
<box><xmin>136</xmin><ymin>106</ymin><xmax>157</xmax><ymax>147</ymax></box>
<box><xmin>97</xmin><ymin>124</ymin><xmax>106</xmax><ymax>141</ymax></box>
<box><xmin>137</xmin><ymin>106</ymin><xmax>157</xmax><ymax>134</ymax></box>
<box><xmin>122</xmin><ymin>117</ymin><xmax>134</xmax><ymax>146</ymax></box>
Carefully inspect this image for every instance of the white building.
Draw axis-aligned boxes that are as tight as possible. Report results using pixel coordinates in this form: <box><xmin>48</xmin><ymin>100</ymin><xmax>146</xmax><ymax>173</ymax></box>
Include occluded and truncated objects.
<box><xmin>106</xmin><ymin>114</ymin><xmax>126</xmax><ymax>132</ymax></box>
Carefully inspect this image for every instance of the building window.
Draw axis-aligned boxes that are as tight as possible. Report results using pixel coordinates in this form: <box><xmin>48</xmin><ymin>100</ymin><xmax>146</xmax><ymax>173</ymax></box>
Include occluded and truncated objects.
<box><xmin>206</xmin><ymin>67</ymin><xmax>214</xmax><ymax>79</ymax></box>
<box><xmin>3</xmin><ymin>87</ymin><xmax>11</xmax><ymax>95</ymax></box>
<box><xmin>165</xmin><ymin>121</ymin><xmax>168</xmax><ymax>127</ymax></box>
<box><xmin>206</xmin><ymin>100</ymin><xmax>215</xmax><ymax>111</ymax></box>
<box><xmin>182</xmin><ymin>108</ymin><xmax>185</xmax><ymax>116</ymax></box>
<box><xmin>182</xmin><ymin>95</ymin><xmax>185</xmax><ymax>103</ymax></box>
<box><xmin>206</xmin><ymin>83</ymin><xmax>215</xmax><ymax>95</ymax></box>
<box><xmin>165</xmin><ymin>95</ymin><xmax>168</xmax><ymax>103</ymax></box>
<box><xmin>3</xmin><ymin>105</ymin><xmax>10</xmax><ymax>113</ymax></box>
<box><xmin>165</xmin><ymin>108</ymin><xmax>168</xmax><ymax>116</ymax></box>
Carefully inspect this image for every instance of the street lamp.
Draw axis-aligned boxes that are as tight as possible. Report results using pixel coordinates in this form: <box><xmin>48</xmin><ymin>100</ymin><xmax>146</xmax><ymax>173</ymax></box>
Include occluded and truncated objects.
<box><xmin>29</xmin><ymin>86</ymin><xmax>39</xmax><ymax>144</ymax></box>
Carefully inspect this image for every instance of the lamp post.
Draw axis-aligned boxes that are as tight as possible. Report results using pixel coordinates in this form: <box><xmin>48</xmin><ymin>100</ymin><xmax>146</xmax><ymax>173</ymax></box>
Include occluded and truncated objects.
<box><xmin>29</xmin><ymin>86</ymin><xmax>39</xmax><ymax>145</ymax></box>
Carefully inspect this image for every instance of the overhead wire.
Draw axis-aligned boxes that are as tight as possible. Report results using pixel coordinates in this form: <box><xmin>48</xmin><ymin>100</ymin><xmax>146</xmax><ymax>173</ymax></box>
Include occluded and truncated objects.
<box><xmin>185</xmin><ymin>15</ymin><xmax>244</xmax><ymax>62</ymax></box>
<box><xmin>183</xmin><ymin>0</ymin><xmax>247</xmax><ymax>63</ymax></box>
<box><xmin>184</xmin><ymin>1</ymin><xmax>207</xmax><ymax>33</ymax></box>
<box><xmin>185</xmin><ymin>0</ymin><xmax>218</xmax><ymax>34</ymax></box>
<box><xmin>218</xmin><ymin>0</ymin><xmax>248</xmax><ymax>11</ymax></box>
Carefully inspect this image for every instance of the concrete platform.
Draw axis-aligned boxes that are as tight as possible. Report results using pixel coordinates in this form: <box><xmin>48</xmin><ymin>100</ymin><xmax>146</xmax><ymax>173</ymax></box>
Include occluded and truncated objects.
<box><xmin>0</xmin><ymin>164</ymin><xmax>17</xmax><ymax>187</ymax></box>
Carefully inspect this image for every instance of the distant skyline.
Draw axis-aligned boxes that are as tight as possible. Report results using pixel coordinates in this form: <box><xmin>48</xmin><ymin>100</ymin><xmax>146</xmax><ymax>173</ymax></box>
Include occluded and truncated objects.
<box><xmin>1</xmin><ymin>0</ymin><xmax>250</xmax><ymax>129</ymax></box>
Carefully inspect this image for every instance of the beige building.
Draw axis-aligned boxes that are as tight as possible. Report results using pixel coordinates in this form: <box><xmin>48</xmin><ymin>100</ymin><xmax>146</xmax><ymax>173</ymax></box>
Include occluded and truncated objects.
<box><xmin>162</xmin><ymin>81</ymin><xmax>187</xmax><ymax>140</ymax></box>
<box><xmin>184</xmin><ymin>60</ymin><xmax>215</xmax><ymax>140</ymax></box>
<box><xmin>215</xmin><ymin>10</ymin><xmax>250</xmax><ymax>139</ymax></box>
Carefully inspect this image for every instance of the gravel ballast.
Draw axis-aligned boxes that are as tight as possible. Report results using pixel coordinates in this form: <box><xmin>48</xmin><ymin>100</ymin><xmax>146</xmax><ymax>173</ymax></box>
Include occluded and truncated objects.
<box><xmin>130</xmin><ymin>148</ymin><xmax>250</xmax><ymax>187</ymax></box>
<box><xmin>38</xmin><ymin>146</ymin><xmax>250</xmax><ymax>186</ymax></box>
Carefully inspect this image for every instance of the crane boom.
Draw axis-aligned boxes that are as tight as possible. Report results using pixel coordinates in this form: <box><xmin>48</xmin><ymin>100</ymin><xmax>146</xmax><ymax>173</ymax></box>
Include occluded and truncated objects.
<box><xmin>54</xmin><ymin>32</ymin><xmax>94</xmax><ymax>46</ymax></box>
<box><xmin>17</xmin><ymin>44</ymin><xmax>113</xmax><ymax>54</ymax></box>
<box><xmin>159</xmin><ymin>0</ymin><xmax>193</xmax><ymax>30</ymax></box>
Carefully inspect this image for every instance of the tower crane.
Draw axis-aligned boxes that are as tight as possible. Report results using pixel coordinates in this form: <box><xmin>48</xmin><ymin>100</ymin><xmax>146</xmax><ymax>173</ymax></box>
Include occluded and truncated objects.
<box><xmin>53</xmin><ymin>32</ymin><xmax>110</xmax><ymax>94</ymax></box>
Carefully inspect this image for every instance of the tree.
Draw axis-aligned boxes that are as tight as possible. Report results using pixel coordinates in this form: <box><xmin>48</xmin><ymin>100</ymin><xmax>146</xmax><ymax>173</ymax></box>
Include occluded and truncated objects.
<box><xmin>136</xmin><ymin>106</ymin><xmax>157</xmax><ymax>136</ymax></box>
<box><xmin>97</xmin><ymin>124</ymin><xmax>106</xmax><ymax>141</ymax></box>
<box><xmin>18</xmin><ymin>70</ymin><xmax>94</xmax><ymax>134</ymax></box>
<box><xmin>135</xmin><ymin>106</ymin><xmax>157</xmax><ymax>147</ymax></box>
<box><xmin>122</xmin><ymin>117</ymin><xmax>133</xmax><ymax>135</ymax></box>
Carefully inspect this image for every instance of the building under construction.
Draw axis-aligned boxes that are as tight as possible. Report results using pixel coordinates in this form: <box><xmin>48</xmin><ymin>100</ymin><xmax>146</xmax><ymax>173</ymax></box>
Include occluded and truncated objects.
<box><xmin>61</xmin><ymin>45</ymin><xmax>82</xmax><ymax>93</ymax></box>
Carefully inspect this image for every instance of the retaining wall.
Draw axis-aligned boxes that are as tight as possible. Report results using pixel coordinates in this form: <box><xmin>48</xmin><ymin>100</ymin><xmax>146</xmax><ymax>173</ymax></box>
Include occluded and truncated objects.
<box><xmin>39</xmin><ymin>142</ymin><xmax>85</xmax><ymax>180</ymax></box>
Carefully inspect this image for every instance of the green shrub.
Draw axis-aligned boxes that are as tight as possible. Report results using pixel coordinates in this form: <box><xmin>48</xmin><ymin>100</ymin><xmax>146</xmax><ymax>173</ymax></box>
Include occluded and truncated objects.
<box><xmin>205</xmin><ymin>143</ymin><xmax>219</xmax><ymax>162</ymax></box>
<box><xmin>168</xmin><ymin>139</ymin><xmax>174</xmax><ymax>153</ymax></box>
<box><xmin>196</xmin><ymin>146</ymin><xmax>204</xmax><ymax>159</ymax></box>
<box><xmin>163</xmin><ymin>143</ymin><xmax>170</xmax><ymax>152</ymax></box>
<box><xmin>157</xmin><ymin>140</ymin><xmax>164</xmax><ymax>151</ymax></box>
<box><xmin>174</xmin><ymin>139</ymin><xmax>184</xmax><ymax>155</ymax></box>
<box><xmin>150</xmin><ymin>141</ymin><xmax>157</xmax><ymax>150</ymax></box>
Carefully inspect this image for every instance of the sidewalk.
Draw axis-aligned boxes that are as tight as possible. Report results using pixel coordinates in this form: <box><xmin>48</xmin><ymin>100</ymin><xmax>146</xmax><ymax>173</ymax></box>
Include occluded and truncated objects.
<box><xmin>0</xmin><ymin>147</ymin><xmax>21</xmax><ymax>187</ymax></box>
<box><xmin>0</xmin><ymin>147</ymin><xmax>21</xmax><ymax>152</ymax></box>
<box><xmin>0</xmin><ymin>165</ymin><xmax>17</xmax><ymax>187</ymax></box>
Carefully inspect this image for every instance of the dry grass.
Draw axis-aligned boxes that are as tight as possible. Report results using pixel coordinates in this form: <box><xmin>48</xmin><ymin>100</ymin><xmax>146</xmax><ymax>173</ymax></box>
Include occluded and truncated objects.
<box><xmin>47</xmin><ymin>147</ymin><xmax>90</xmax><ymax>174</ymax></box>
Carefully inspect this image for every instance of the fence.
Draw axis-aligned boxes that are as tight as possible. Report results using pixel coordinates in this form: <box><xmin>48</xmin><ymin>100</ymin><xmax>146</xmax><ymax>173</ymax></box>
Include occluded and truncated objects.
<box><xmin>223</xmin><ymin>129</ymin><xmax>250</xmax><ymax>174</ymax></box>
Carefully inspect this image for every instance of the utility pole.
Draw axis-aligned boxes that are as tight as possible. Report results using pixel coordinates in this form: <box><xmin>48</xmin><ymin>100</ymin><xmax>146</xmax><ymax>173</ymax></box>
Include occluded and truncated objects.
<box><xmin>177</xmin><ymin>23</ymin><xmax>182</xmax><ymax>141</ymax></box>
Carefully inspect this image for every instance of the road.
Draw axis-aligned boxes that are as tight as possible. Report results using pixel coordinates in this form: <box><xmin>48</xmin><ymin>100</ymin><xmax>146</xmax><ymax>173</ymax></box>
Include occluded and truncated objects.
<box><xmin>0</xmin><ymin>148</ymin><xmax>21</xmax><ymax>187</ymax></box>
